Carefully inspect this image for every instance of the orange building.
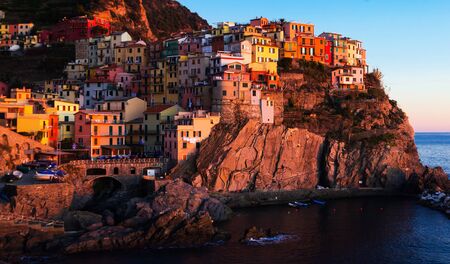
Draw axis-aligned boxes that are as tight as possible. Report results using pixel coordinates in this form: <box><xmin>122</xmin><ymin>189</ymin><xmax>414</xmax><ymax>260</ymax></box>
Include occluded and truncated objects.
<box><xmin>313</xmin><ymin>37</ymin><xmax>326</xmax><ymax>64</ymax></box>
<box><xmin>283</xmin><ymin>22</ymin><xmax>315</xmax><ymax>41</ymax></box>
<box><xmin>250</xmin><ymin>17</ymin><xmax>269</xmax><ymax>28</ymax></box>
<box><xmin>74</xmin><ymin>110</ymin><xmax>127</xmax><ymax>158</ymax></box>
<box><xmin>295</xmin><ymin>35</ymin><xmax>315</xmax><ymax>61</ymax></box>
<box><xmin>164</xmin><ymin>110</ymin><xmax>220</xmax><ymax>163</ymax></box>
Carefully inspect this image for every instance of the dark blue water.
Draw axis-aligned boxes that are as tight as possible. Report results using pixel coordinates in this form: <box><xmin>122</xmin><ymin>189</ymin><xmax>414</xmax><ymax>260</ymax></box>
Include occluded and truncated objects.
<box><xmin>61</xmin><ymin>197</ymin><xmax>450</xmax><ymax>264</ymax></box>
<box><xmin>415</xmin><ymin>133</ymin><xmax>450</xmax><ymax>176</ymax></box>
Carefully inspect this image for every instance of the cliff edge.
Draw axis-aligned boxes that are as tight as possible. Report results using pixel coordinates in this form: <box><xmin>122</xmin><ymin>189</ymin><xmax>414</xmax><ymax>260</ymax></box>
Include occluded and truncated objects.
<box><xmin>178</xmin><ymin>68</ymin><xmax>449</xmax><ymax>193</ymax></box>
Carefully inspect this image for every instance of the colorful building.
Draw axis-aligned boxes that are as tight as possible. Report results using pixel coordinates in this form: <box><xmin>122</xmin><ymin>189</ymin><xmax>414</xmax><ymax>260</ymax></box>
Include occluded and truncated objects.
<box><xmin>164</xmin><ymin>110</ymin><xmax>220</xmax><ymax>162</ymax></box>
<box><xmin>114</xmin><ymin>40</ymin><xmax>147</xmax><ymax>73</ymax></box>
<box><xmin>74</xmin><ymin>110</ymin><xmax>126</xmax><ymax>158</ymax></box>
<box><xmin>143</xmin><ymin>104</ymin><xmax>184</xmax><ymax>154</ymax></box>
<box><xmin>51</xmin><ymin>16</ymin><xmax>111</xmax><ymax>43</ymax></box>
<box><xmin>283</xmin><ymin>22</ymin><xmax>315</xmax><ymax>41</ymax></box>
<box><xmin>331</xmin><ymin>66</ymin><xmax>365</xmax><ymax>91</ymax></box>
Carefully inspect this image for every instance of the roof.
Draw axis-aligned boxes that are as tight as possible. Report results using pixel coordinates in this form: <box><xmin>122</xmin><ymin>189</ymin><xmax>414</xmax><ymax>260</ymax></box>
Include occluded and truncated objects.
<box><xmin>145</xmin><ymin>104</ymin><xmax>176</xmax><ymax>113</ymax></box>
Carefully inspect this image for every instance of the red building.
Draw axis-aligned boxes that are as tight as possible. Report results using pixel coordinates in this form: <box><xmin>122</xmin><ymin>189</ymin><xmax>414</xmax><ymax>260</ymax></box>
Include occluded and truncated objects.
<box><xmin>51</xmin><ymin>16</ymin><xmax>111</xmax><ymax>43</ymax></box>
<box><xmin>38</xmin><ymin>30</ymin><xmax>52</xmax><ymax>45</ymax></box>
<box><xmin>324</xmin><ymin>40</ymin><xmax>333</xmax><ymax>65</ymax></box>
<box><xmin>48</xmin><ymin>114</ymin><xmax>59</xmax><ymax>148</ymax></box>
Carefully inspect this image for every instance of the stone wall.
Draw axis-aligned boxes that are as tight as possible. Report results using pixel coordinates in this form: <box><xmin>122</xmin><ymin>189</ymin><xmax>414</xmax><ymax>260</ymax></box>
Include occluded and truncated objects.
<box><xmin>1</xmin><ymin>183</ymin><xmax>74</xmax><ymax>219</ymax></box>
<box><xmin>0</xmin><ymin>126</ymin><xmax>54</xmax><ymax>175</ymax></box>
<box><xmin>280</xmin><ymin>72</ymin><xmax>305</xmax><ymax>90</ymax></box>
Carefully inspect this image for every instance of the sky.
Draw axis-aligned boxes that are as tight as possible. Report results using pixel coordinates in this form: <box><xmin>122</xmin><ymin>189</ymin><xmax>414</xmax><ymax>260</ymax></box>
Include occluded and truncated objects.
<box><xmin>179</xmin><ymin>0</ymin><xmax>450</xmax><ymax>132</ymax></box>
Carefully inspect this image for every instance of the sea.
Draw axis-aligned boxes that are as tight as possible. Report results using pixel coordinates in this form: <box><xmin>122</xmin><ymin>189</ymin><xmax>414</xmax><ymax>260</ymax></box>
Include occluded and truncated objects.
<box><xmin>415</xmin><ymin>132</ymin><xmax>450</xmax><ymax>176</ymax></box>
<box><xmin>45</xmin><ymin>133</ymin><xmax>450</xmax><ymax>264</ymax></box>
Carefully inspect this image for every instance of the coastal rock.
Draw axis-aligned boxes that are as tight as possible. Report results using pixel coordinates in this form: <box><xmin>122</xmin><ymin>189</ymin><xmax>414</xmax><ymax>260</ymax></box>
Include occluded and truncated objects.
<box><xmin>64</xmin><ymin>211</ymin><xmax>103</xmax><ymax>231</ymax></box>
<box><xmin>151</xmin><ymin>179</ymin><xmax>232</xmax><ymax>222</ymax></box>
<box><xmin>190</xmin><ymin>86</ymin><xmax>449</xmax><ymax>193</ymax></box>
<box><xmin>61</xmin><ymin>180</ymin><xmax>231</xmax><ymax>254</ymax></box>
<box><xmin>196</xmin><ymin>120</ymin><xmax>324</xmax><ymax>192</ymax></box>
<box><xmin>241</xmin><ymin>226</ymin><xmax>276</xmax><ymax>242</ymax></box>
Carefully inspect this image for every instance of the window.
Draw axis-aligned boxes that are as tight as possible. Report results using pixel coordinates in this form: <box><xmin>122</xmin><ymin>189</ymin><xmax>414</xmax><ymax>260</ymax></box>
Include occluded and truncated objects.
<box><xmin>109</xmin><ymin>138</ymin><xmax>113</xmax><ymax>145</ymax></box>
<box><xmin>222</xmin><ymin>90</ymin><xmax>227</xmax><ymax>96</ymax></box>
<box><xmin>64</xmin><ymin>116</ymin><xmax>69</xmax><ymax>122</ymax></box>
<box><xmin>94</xmin><ymin>138</ymin><xmax>98</xmax><ymax>145</ymax></box>
<box><xmin>79</xmin><ymin>126</ymin><xmax>83</xmax><ymax>132</ymax></box>
<box><xmin>113</xmin><ymin>167</ymin><xmax>119</xmax><ymax>175</ymax></box>
<box><xmin>66</xmin><ymin>125</ymin><xmax>70</xmax><ymax>132</ymax></box>
<box><xmin>183</xmin><ymin>142</ymin><xmax>187</xmax><ymax>149</ymax></box>
<box><xmin>252</xmin><ymin>90</ymin><xmax>257</xmax><ymax>96</ymax></box>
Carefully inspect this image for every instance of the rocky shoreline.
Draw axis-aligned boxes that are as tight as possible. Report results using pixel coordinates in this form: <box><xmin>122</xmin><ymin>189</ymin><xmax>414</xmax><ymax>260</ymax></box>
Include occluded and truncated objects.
<box><xmin>1</xmin><ymin>180</ymin><xmax>449</xmax><ymax>263</ymax></box>
<box><xmin>0</xmin><ymin>180</ymin><xmax>232</xmax><ymax>262</ymax></box>
<box><xmin>419</xmin><ymin>191</ymin><xmax>450</xmax><ymax>218</ymax></box>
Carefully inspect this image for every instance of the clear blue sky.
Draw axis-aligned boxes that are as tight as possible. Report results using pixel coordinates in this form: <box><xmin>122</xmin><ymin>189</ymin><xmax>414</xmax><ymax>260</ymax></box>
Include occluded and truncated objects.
<box><xmin>179</xmin><ymin>0</ymin><xmax>450</xmax><ymax>132</ymax></box>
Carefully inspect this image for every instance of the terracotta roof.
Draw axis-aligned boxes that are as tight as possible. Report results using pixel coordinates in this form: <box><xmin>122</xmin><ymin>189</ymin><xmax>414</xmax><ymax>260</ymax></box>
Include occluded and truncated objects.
<box><xmin>145</xmin><ymin>104</ymin><xmax>176</xmax><ymax>113</ymax></box>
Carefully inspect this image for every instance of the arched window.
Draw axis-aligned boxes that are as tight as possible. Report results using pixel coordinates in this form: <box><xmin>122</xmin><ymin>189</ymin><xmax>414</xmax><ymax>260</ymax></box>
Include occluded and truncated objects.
<box><xmin>113</xmin><ymin>167</ymin><xmax>119</xmax><ymax>175</ymax></box>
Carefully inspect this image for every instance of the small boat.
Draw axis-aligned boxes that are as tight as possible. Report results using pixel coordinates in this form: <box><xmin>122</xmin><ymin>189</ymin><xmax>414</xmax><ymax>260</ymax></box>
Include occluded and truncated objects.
<box><xmin>289</xmin><ymin>201</ymin><xmax>309</xmax><ymax>208</ymax></box>
<box><xmin>34</xmin><ymin>170</ymin><xmax>56</xmax><ymax>181</ymax></box>
<box><xmin>312</xmin><ymin>199</ymin><xmax>327</xmax><ymax>206</ymax></box>
<box><xmin>12</xmin><ymin>170</ymin><xmax>23</xmax><ymax>180</ymax></box>
<box><xmin>294</xmin><ymin>201</ymin><xmax>310</xmax><ymax>207</ymax></box>
<box><xmin>288</xmin><ymin>202</ymin><xmax>299</xmax><ymax>208</ymax></box>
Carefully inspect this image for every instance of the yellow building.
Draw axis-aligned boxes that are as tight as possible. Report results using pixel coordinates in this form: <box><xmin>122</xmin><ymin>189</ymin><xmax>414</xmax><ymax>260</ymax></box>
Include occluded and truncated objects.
<box><xmin>212</xmin><ymin>22</ymin><xmax>235</xmax><ymax>36</ymax></box>
<box><xmin>0</xmin><ymin>102</ymin><xmax>33</xmax><ymax>129</ymax></box>
<box><xmin>245</xmin><ymin>35</ymin><xmax>279</xmax><ymax>64</ymax></box>
<box><xmin>0</xmin><ymin>24</ymin><xmax>9</xmax><ymax>37</ymax></box>
<box><xmin>143</xmin><ymin>104</ymin><xmax>183</xmax><ymax>154</ymax></box>
<box><xmin>10</xmin><ymin>87</ymin><xmax>31</xmax><ymax>102</ymax></box>
<box><xmin>163</xmin><ymin>57</ymin><xmax>179</xmax><ymax>104</ymax></box>
<box><xmin>114</xmin><ymin>40</ymin><xmax>147</xmax><ymax>73</ymax></box>
<box><xmin>16</xmin><ymin>113</ymin><xmax>58</xmax><ymax>147</ymax></box>
<box><xmin>164</xmin><ymin>110</ymin><xmax>220</xmax><ymax>162</ymax></box>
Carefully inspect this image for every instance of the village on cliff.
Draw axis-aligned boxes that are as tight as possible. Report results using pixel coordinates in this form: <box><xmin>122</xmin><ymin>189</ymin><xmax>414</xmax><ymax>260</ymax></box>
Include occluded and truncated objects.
<box><xmin>0</xmin><ymin>12</ymin><xmax>370</xmax><ymax>174</ymax></box>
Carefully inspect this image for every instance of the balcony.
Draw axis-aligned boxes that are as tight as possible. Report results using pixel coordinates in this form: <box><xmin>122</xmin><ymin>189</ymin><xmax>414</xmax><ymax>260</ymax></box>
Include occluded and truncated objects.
<box><xmin>87</xmin><ymin>119</ymin><xmax>124</xmax><ymax>124</ymax></box>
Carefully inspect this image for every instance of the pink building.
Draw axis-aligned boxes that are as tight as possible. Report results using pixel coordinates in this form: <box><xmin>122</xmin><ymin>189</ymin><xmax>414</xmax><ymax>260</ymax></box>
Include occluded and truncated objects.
<box><xmin>331</xmin><ymin>66</ymin><xmax>365</xmax><ymax>91</ymax></box>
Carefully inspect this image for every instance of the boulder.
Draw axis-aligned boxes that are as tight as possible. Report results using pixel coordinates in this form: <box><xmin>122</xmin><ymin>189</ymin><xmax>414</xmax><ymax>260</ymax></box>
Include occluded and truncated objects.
<box><xmin>64</xmin><ymin>211</ymin><xmax>103</xmax><ymax>231</ymax></box>
<box><xmin>240</xmin><ymin>226</ymin><xmax>276</xmax><ymax>242</ymax></box>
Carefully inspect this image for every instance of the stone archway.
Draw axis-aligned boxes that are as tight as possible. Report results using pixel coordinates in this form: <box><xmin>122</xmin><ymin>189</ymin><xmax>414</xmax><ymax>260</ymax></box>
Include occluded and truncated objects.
<box><xmin>92</xmin><ymin>177</ymin><xmax>123</xmax><ymax>201</ymax></box>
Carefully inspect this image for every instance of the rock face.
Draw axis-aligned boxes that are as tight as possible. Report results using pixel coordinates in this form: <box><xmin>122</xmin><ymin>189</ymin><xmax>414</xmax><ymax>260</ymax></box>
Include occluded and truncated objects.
<box><xmin>0</xmin><ymin>183</ymin><xmax>74</xmax><ymax>219</ymax></box>
<box><xmin>192</xmin><ymin>84</ymin><xmax>449</xmax><ymax>193</ymax></box>
<box><xmin>0</xmin><ymin>0</ymin><xmax>209</xmax><ymax>41</ymax></box>
<box><xmin>196</xmin><ymin>120</ymin><xmax>324</xmax><ymax>192</ymax></box>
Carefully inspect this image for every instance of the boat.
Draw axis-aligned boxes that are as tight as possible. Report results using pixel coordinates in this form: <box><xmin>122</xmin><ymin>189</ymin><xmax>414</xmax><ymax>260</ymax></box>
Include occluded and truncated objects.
<box><xmin>312</xmin><ymin>199</ymin><xmax>327</xmax><ymax>206</ymax></box>
<box><xmin>34</xmin><ymin>170</ymin><xmax>56</xmax><ymax>181</ymax></box>
<box><xmin>294</xmin><ymin>201</ymin><xmax>310</xmax><ymax>207</ymax></box>
<box><xmin>12</xmin><ymin>170</ymin><xmax>23</xmax><ymax>180</ymax></box>
<box><xmin>288</xmin><ymin>201</ymin><xmax>310</xmax><ymax>208</ymax></box>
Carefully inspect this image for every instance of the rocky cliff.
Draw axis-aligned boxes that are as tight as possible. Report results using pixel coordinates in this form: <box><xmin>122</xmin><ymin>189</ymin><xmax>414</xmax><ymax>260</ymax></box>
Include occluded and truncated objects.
<box><xmin>185</xmin><ymin>70</ymin><xmax>449</xmax><ymax>193</ymax></box>
<box><xmin>0</xmin><ymin>0</ymin><xmax>209</xmax><ymax>41</ymax></box>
